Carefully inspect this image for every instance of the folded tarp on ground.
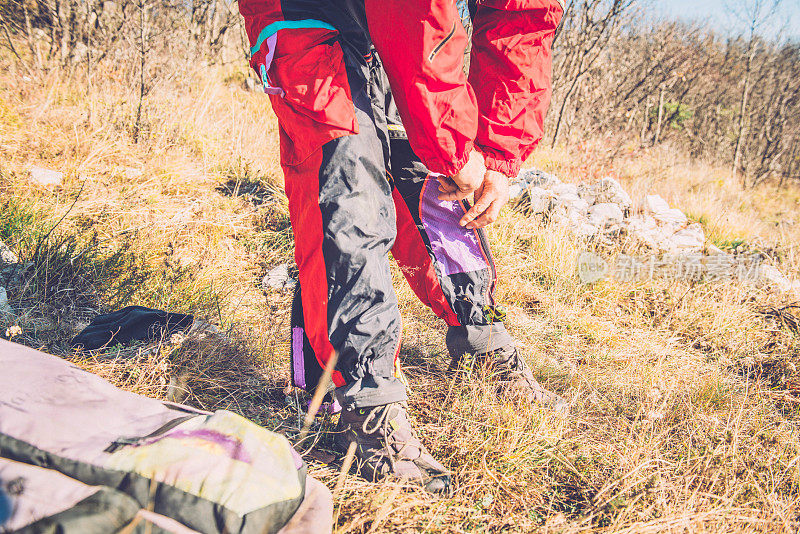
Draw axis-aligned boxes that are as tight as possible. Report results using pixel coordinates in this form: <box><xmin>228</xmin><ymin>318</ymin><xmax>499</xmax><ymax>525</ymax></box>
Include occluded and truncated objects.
<box><xmin>0</xmin><ymin>339</ymin><xmax>332</xmax><ymax>534</ymax></box>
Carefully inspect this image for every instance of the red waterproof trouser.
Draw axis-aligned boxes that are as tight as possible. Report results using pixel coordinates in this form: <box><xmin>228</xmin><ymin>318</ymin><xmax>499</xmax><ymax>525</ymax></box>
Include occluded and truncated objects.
<box><xmin>242</xmin><ymin>2</ymin><xmax>520</xmax><ymax>409</ymax></box>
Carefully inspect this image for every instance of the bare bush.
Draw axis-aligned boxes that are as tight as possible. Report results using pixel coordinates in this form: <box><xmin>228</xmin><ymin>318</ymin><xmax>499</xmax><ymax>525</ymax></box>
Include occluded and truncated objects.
<box><xmin>547</xmin><ymin>0</ymin><xmax>800</xmax><ymax>187</ymax></box>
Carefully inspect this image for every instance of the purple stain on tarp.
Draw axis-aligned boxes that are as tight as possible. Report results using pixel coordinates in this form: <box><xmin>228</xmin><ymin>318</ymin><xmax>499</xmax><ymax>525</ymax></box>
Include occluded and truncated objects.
<box><xmin>143</xmin><ymin>429</ymin><xmax>252</xmax><ymax>464</ymax></box>
<box><xmin>420</xmin><ymin>178</ymin><xmax>487</xmax><ymax>276</ymax></box>
<box><xmin>292</xmin><ymin>327</ymin><xmax>306</xmax><ymax>389</ymax></box>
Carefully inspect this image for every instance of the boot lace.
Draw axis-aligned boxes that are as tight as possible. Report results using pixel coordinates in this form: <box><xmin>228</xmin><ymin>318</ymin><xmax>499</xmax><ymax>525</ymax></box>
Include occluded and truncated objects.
<box><xmin>361</xmin><ymin>402</ymin><xmax>416</xmax><ymax>472</ymax></box>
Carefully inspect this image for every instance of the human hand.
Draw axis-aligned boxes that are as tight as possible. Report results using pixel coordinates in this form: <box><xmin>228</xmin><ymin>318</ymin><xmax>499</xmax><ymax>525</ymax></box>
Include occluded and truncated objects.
<box><xmin>437</xmin><ymin>150</ymin><xmax>486</xmax><ymax>202</ymax></box>
<box><xmin>458</xmin><ymin>170</ymin><xmax>510</xmax><ymax>229</ymax></box>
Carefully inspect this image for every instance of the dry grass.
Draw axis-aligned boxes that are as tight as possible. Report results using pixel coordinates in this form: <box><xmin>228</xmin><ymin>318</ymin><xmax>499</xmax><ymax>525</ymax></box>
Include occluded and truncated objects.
<box><xmin>2</xmin><ymin>48</ymin><xmax>800</xmax><ymax>533</ymax></box>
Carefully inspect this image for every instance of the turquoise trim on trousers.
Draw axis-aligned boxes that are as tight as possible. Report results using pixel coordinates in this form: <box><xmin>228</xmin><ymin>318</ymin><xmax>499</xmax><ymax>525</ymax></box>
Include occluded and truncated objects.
<box><xmin>250</xmin><ymin>19</ymin><xmax>336</xmax><ymax>56</ymax></box>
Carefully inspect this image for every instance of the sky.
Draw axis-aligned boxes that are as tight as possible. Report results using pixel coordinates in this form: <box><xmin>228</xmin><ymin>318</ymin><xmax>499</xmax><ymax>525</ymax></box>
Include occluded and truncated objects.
<box><xmin>658</xmin><ymin>0</ymin><xmax>800</xmax><ymax>40</ymax></box>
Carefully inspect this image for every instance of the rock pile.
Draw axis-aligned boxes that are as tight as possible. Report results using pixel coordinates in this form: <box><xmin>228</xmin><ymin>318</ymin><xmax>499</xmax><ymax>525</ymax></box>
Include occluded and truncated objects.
<box><xmin>511</xmin><ymin>169</ymin><xmax>705</xmax><ymax>253</ymax></box>
<box><xmin>510</xmin><ymin>169</ymin><xmax>800</xmax><ymax>296</ymax></box>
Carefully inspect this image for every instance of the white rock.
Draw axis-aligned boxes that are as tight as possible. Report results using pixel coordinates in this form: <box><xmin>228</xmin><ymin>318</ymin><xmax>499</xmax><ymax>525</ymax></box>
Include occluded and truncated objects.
<box><xmin>629</xmin><ymin>214</ymin><xmax>659</xmax><ymax>231</ymax></box>
<box><xmin>654</xmin><ymin>208</ymin><xmax>688</xmax><ymax>226</ymax></box>
<box><xmin>668</xmin><ymin>223</ymin><xmax>705</xmax><ymax>251</ymax></box>
<box><xmin>759</xmin><ymin>265</ymin><xmax>794</xmax><ymax>292</ymax></box>
<box><xmin>575</xmin><ymin>222</ymin><xmax>601</xmax><ymax>238</ymax></box>
<box><xmin>0</xmin><ymin>287</ymin><xmax>12</xmax><ymax>316</ymax></box>
<box><xmin>628</xmin><ymin>215</ymin><xmax>671</xmax><ymax>249</ymax></box>
<box><xmin>566</xmin><ymin>206</ymin><xmax>589</xmax><ymax>225</ymax></box>
<box><xmin>555</xmin><ymin>192</ymin><xmax>582</xmax><ymax>205</ymax></box>
<box><xmin>792</xmin><ymin>280</ymin><xmax>800</xmax><ymax>296</ymax></box>
<box><xmin>577</xmin><ymin>184</ymin><xmax>597</xmax><ymax>206</ymax></box>
<box><xmin>0</xmin><ymin>240</ymin><xmax>18</xmax><ymax>264</ymax></box>
<box><xmin>29</xmin><ymin>166</ymin><xmax>63</xmax><ymax>187</ymax></box>
<box><xmin>262</xmin><ymin>263</ymin><xmax>297</xmax><ymax>291</ymax></box>
<box><xmin>551</xmin><ymin>207</ymin><xmax>587</xmax><ymax>229</ymax></box>
<box><xmin>645</xmin><ymin>194</ymin><xmax>671</xmax><ymax>216</ymax></box>
<box><xmin>562</xmin><ymin>196</ymin><xmax>589</xmax><ymax>213</ymax></box>
<box><xmin>518</xmin><ymin>168</ymin><xmax>560</xmax><ymax>189</ymax></box>
<box><xmin>508</xmin><ymin>182</ymin><xmax>525</xmax><ymax>199</ymax></box>
<box><xmin>629</xmin><ymin>227</ymin><xmax>658</xmax><ymax>249</ymax></box>
<box><xmin>552</xmin><ymin>183</ymin><xmax>579</xmax><ymax>198</ymax></box>
<box><xmin>597</xmin><ymin>177</ymin><xmax>633</xmax><ymax>208</ymax></box>
<box><xmin>527</xmin><ymin>186</ymin><xmax>552</xmax><ymax>214</ymax></box>
<box><xmin>588</xmin><ymin>203</ymin><xmax>624</xmax><ymax>227</ymax></box>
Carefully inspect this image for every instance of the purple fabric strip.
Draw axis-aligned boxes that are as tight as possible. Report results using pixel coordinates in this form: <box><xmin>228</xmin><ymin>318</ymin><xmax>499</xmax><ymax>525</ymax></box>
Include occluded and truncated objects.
<box><xmin>292</xmin><ymin>327</ymin><xmax>306</xmax><ymax>389</ymax></box>
<box><xmin>161</xmin><ymin>429</ymin><xmax>252</xmax><ymax>464</ymax></box>
<box><xmin>419</xmin><ymin>178</ymin><xmax>488</xmax><ymax>276</ymax></box>
<box><xmin>260</xmin><ymin>33</ymin><xmax>286</xmax><ymax>96</ymax></box>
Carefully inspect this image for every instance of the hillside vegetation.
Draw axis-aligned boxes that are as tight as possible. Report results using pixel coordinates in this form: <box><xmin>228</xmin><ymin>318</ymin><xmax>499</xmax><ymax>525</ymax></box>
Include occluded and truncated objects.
<box><xmin>2</xmin><ymin>2</ymin><xmax>800</xmax><ymax>532</ymax></box>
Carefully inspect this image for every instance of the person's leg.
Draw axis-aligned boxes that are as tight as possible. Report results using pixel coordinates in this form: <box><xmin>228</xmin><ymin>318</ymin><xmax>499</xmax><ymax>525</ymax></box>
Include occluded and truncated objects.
<box><xmin>387</xmin><ymin>127</ymin><xmax>514</xmax><ymax>361</ymax></box>
<box><xmin>384</xmin><ymin>92</ymin><xmax>568</xmax><ymax>413</ymax></box>
<box><xmin>247</xmin><ymin>16</ymin><xmax>450</xmax><ymax>490</ymax></box>
<box><xmin>272</xmin><ymin>36</ymin><xmax>405</xmax><ymax>411</ymax></box>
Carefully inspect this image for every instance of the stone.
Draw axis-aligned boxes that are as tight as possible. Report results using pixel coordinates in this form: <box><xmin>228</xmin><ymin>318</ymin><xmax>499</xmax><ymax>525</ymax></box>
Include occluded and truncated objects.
<box><xmin>0</xmin><ymin>287</ymin><xmax>12</xmax><ymax>317</ymax></box>
<box><xmin>29</xmin><ymin>166</ymin><xmax>63</xmax><ymax>187</ymax></box>
<box><xmin>587</xmin><ymin>203</ymin><xmax>624</xmax><ymax>227</ymax></box>
<box><xmin>628</xmin><ymin>215</ymin><xmax>670</xmax><ymax>249</ymax></box>
<box><xmin>510</xmin><ymin>185</ymin><xmax>552</xmax><ymax>214</ymax></box>
<box><xmin>628</xmin><ymin>213</ymin><xmax>658</xmax><ymax>231</ymax></box>
<box><xmin>633</xmin><ymin>228</ymin><xmax>665</xmax><ymax>249</ymax></box>
<box><xmin>654</xmin><ymin>208</ymin><xmax>688</xmax><ymax>226</ymax></box>
<box><xmin>518</xmin><ymin>168</ymin><xmax>560</xmax><ymax>189</ymax></box>
<box><xmin>759</xmin><ymin>265</ymin><xmax>794</xmax><ymax>293</ymax></box>
<box><xmin>527</xmin><ymin>186</ymin><xmax>552</xmax><ymax>214</ymax></box>
<box><xmin>508</xmin><ymin>182</ymin><xmax>525</xmax><ymax>200</ymax></box>
<box><xmin>552</xmin><ymin>183</ymin><xmax>579</xmax><ymax>198</ymax></box>
<box><xmin>577</xmin><ymin>184</ymin><xmax>597</xmax><ymax>206</ymax></box>
<box><xmin>0</xmin><ymin>240</ymin><xmax>18</xmax><ymax>264</ymax></box>
<box><xmin>644</xmin><ymin>194</ymin><xmax>671</xmax><ymax>216</ymax></box>
<box><xmin>596</xmin><ymin>177</ymin><xmax>633</xmax><ymax>208</ymax></box>
<box><xmin>554</xmin><ymin>192</ymin><xmax>582</xmax><ymax>205</ymax></box>
<box><xmin>262</xmin><ymin>263</ymin><xmax>297</xmax><ymax>291</ymax></box>
<box><xmin>566</xmin><ymin>205</ymin><xmax>589</xmax><ymax>224</ymax></box>
<box><xmin>575</xmin><ymin>222</ymin><xmax>601</xmax><ymax>238</ymax></box>
<box><xmin>668</xmin><ymin>223</ymin><xmax>705</xmax><ymax>251</ymax></box>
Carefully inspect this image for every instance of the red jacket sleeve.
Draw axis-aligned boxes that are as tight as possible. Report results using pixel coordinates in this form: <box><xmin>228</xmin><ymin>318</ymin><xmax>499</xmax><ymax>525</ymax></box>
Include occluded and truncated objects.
<box><xmin>366</xmin><ymin>0</ymin><xmax>562</xmax><ymax>177</ymax></box>
<box><xmin>365</xmin><ymin>0</ymin><xmax>477</xmax><ymax>176</ymax></box>
<box><xmin>469</xmin><ymin>0</ymin><xmax>563</xmax><ymax>176</ymax></box>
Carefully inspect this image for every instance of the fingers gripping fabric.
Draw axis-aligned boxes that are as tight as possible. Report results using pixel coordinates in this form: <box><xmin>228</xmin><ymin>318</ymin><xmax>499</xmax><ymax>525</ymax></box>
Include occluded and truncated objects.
<box><xmin>388</xmin><ymin>136</ymin><xmax>515</xmax><ymax>357</ymax></box>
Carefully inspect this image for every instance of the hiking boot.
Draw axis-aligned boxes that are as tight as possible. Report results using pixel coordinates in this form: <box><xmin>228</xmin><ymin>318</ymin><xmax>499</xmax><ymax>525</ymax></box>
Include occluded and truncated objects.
<box><xmin>334</xmin><ymin>402</ymin><xmax>451</xmax><ymax>494</ymax></box>
<box><xmin>451</xmin><ymin>347</ymin><xmax>569</xmax><ymax>414</ymax></box>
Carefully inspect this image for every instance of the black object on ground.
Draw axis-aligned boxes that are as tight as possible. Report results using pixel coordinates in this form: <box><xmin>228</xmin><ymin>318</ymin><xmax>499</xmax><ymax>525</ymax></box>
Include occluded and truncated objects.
<box><xmin>71</xmin><ymin>306</ymin><xmax>194</xmax><ymax>350</ymax></box>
